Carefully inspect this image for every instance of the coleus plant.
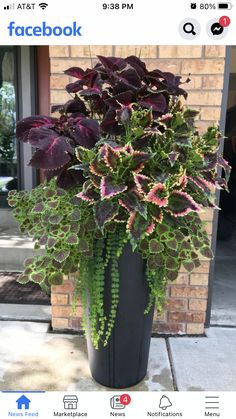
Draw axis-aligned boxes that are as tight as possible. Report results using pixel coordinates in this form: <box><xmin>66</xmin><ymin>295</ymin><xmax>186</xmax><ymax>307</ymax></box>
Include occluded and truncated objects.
<box><xmin>9</xmin><ymin>55</ymin><xmax>230</xmax><ymax>348</ymax></box>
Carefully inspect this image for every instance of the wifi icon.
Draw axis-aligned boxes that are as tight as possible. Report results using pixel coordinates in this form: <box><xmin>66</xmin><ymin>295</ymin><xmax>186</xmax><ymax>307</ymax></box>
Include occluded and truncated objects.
<box><xmin>39</xmin><ymin>2</ymin><xmax>48</xmax><ymax>9</ymax></box>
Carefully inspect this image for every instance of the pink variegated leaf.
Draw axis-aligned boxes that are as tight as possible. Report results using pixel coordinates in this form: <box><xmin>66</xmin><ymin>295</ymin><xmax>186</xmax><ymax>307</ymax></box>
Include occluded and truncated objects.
<box><xmin>167</xmin><ymin>191</ymin><xmax>201</xmax><ymax>217</ymax></box>
<box><xmin>77</xmin><ymin>181</ymin><xmax>99</xmax><ymax>203</ymax></box>
<box><xmin>149</xmin><ymin>204</ymin><xmax>163</xmax><ymax>223</ymax></box>
<box><xmin>103</xmin><ymin>144</ymin><xmax>120</xmax><ymax>171</ymax></box>
<box><xmin>217</xmin><ymin>155</ymin><xmax>231</xmax><ymax>182</ymax></box>
<box><xmin>146</xmin><ymin>223</ymin><xmax>155</xmax><ymax>236</ymax></box>
<box><xmin>146</xmin><ymin>183</ymin><xmax>168</xmax><ymax>207</ymax></box>
<box><xmin>101</xmin><ymin>176</ymin><xmax>127</xmax><ymax>199</ymax></box>
<box><xmin>89</xmin><ymin>156</ymin><xmax>107</xmax><ymax>177</ymax></box>
<box><xmin>131</xmin><ymin>151</ymin><xmax>151</xmax><ymax>172</ymax></box>
<box><xmin>188</xmin><ymin>176</ymin><xmax>211</xmax><ymax>195</ymax></box>
<box><xmin>133</xmin><ymin>173</ymin><xmax>151</xmax><ymax>195</ymax></box>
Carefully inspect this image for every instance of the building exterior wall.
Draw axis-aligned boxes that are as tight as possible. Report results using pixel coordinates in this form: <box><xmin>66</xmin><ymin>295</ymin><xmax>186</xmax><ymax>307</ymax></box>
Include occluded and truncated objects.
<box><xmin>49</xmin><ymin>45</ymin><xmax>226</xmax><ymax>334</ymax></box>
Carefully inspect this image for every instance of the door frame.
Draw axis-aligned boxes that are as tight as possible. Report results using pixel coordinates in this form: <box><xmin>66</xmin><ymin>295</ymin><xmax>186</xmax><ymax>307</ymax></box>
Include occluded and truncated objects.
<box><xmin>205</xmin><ymin>45</ymin><xmax>232</xmax><ymax>327</ymax></box>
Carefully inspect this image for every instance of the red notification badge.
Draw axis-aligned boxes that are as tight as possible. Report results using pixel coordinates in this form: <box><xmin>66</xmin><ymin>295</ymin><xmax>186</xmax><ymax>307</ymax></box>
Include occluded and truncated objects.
<box><xmin>219</xmin><ymin>16</ymin><xmax>230</xmax><ymax>27</ymax></box>
<box><xmin>120</xmin><ymin>394</ymin><xmax>131</xmax><ymax>406</ymax></box>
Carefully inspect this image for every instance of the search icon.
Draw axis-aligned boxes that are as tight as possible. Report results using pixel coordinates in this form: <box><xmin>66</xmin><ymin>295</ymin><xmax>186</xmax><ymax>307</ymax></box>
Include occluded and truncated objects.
<box><xmin>179</xmin><ymin>18</ymin><xmax>200</xmax><ymax>39</ymax></box>
<box><xmin>183</xmin><ymin>22</ymin><xmax>196</xmax><ymax>35</ymax></box>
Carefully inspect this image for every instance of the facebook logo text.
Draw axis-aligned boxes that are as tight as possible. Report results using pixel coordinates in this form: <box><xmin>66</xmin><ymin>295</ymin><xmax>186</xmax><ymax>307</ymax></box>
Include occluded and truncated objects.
<box><xmin>7</xmin><ymin>21</ymin><xmax>82</xmax><ymax>37</ymax></box>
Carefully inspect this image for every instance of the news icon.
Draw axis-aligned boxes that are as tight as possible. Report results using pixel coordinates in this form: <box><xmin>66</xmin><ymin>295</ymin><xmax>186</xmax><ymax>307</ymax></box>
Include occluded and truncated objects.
<box><xmin>110</xmin><ymin>396</ymin><xmax>125</xmax><ymax>410</ymax></box>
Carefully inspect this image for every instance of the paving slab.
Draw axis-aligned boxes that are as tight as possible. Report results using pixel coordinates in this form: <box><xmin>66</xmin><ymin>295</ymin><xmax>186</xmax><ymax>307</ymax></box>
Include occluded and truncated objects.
<box><xmin>0</xmin><ymin>304</ymin><xmax>51</xmax><ymax>321</ymax></box>
<box><xmin>0</xmin><ymin>321</ymin><xmax>173</xmax><ymax>391</ymax></box>
<box><xmin>168</xmin><ymin>327</ymin><xmax>236</xmax><ymax>391</ymax></box>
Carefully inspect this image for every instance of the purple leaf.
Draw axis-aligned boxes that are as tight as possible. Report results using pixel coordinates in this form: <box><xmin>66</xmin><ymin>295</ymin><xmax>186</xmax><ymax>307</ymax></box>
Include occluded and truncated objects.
<box><xmin>64</xmin><ymin>66</ymin><xmax>85</xmax><ymax>78</ymax></box>
<box><xmin>94</xmin><ymin>200</ymin><xmax>119</xmax><ymax>229</ymax></box>
<box><xmin>101</xmin><ymin>109</ymin><xmax>124</xmax><ymax>135</ymax></box>
<box><xmin>146</xmin><ymin>183</ymin><xmax>168</xmax><ymax>207</ymax></box>
<box><xmin>16</xmin><ymin>116</ymin><xmax>56</xmax><ymax>142</ymax></box>
<box><xmin>79</xmin><ymin>87</ymin><xmax>102</xmax><ymax>97</ymax></box>
<box><xmin>28</xmin><ymin>128</ymin><xmax>73</xmax><ymax>170</ymax></box>
<box><xmin>66</xmin><ymin>80</ymin><xmax>84</xmax><ymax>93</ymax></box>
<box><xmin>125</xmin><ymin>55</ymin><xmax>147</xmax><ymax>78</ymax></box>
<box><xmin>64</xmin><ymin>99</ymin><xmax>87</xmax><ymax>114</ymax></box>
<box><xmin>139</xmin><ymin>93</ymin><xmax>167</xmax><ymax>112</ymax></box>
<box><xmin>69</xmin><ymin>118</ymin><xmax>100</xmax><ymax>148</ymax></box>
<box><xmin>114</xmin><ymin>68</ymin><xmax>141</xmax><ymax>90</ymax></box>
<box><xmin>167</xmin><ymin>191</ymin><xmax>201</xmax><ymax>217</ymax></box>
<box><xmin>101</xmin><ymin>176</ymin><xmax>127</xmax><ymax>199</ymax></box>
<box><xmin>97</xmin><ymin>55</ymin><xmax>127</xmax><ymax>71</ymax></box>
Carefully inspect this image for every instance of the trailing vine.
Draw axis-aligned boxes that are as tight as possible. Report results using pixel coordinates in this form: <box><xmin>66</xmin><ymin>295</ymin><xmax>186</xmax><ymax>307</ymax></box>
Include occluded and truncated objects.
<box><xmin>9</xmin><ymin>55</ymin><xmax>231</xmax><ymax>349</ymax></box>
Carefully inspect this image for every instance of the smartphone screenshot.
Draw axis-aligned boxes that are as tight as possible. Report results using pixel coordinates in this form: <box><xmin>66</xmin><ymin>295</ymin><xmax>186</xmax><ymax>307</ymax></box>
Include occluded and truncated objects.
<box><xmin>0</xmin><ymin>1</ymin><xmax>235</xmax><ymax>417</ymax></box>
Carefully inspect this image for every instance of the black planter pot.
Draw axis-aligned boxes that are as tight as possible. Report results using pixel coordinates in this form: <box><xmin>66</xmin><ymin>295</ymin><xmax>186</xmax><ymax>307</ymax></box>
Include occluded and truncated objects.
<box><xmin>86</xmin><ymin>243</ymin><xmax>154</xmax><ymax>389</ymax></box>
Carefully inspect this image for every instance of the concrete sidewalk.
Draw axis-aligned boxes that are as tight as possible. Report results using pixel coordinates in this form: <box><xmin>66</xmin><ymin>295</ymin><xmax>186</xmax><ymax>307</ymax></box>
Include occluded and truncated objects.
<box><xmin>0</xmin><ymin>320</ymin><xmax>235</xmax><ymax>391</ymax></box>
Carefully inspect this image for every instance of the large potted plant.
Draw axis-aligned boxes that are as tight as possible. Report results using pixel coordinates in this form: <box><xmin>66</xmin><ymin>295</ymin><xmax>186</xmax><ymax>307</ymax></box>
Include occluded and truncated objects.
<box><xmin>8</xmin><ymin>55</ymin><xmax>230</xmax><ymax>388</ymax></box>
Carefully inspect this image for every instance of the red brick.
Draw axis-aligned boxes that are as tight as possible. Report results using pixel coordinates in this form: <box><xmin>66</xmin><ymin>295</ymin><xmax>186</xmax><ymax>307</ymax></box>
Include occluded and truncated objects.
<box><xmin>153</xmin><ymin>322</ymin><xmax>186</xmax><ymax>334</ymax></box>
<box><xmin>51</xmin><ymin>293</ymin><xmax>69</xmax><ymax>305</ymax></box>
<box><xmin>52</xmin><ymin>281</ymin><xmax>74</xmax><ymax>293</ymax></box>
<box><xmin>189</xmin><ymin>299</ymin><xmax>207</xmax><ymax>311</ymax></box>
<box><xmin>51</xmin><ymin>318</ymin><xmax>69</xmax><ymax>329</ymax></box>
<box><xmin>170</xmin><ymin>286</ymin><xmax>208</xmax><ymax>298</ymax></box>
<box><xmin>186</xmin><ymin>312</ymin><xmax>205</xmax><ymax>323</ymax></box>
<box><xmin>166</xmin><ymin>298</ymin><xmax>187</xmax><ymax>311</ymax></box>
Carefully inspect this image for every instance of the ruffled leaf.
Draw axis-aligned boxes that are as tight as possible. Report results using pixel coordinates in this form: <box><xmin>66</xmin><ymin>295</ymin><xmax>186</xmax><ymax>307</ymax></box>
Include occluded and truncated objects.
<box><xmin>146</xmin><ymin>183</ymin><xmax>168</xmax><ymax>207</ymax></box>
<box><xmin>168</xmin><ymin>191</ymin><xmax>201</xmax><ymax>217</ymax></box>
<box><xmin>101</xmin><ymin>176</ymin><xmax>127</xmax><ymax>199</ymax></box>
<box><xmin>133</xmin><ymin>173</ymin><xmax>151</xmax><ymax>194</ymax></box>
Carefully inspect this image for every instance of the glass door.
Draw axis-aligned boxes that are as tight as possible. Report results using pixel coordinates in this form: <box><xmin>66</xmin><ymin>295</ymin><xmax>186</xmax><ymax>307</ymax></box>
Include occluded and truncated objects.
<box><xmin>0</xmin><ymin>47</ymin><xmax>18</xmax><ymax>207</ymax></box>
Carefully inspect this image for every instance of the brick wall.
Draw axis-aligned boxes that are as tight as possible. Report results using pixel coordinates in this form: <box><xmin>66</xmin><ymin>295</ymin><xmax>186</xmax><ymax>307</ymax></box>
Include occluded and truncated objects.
<box><xmin>49</xmin><ymin>45</ymin><xmax>226</xmax><ymax>334</ymax></box>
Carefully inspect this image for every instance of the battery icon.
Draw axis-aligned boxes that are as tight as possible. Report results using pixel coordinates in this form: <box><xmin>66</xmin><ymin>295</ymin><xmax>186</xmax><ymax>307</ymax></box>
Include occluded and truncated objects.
<box><xmin>218</xmin><ymin>2</ymin><xmax>233</xmax><ymax>9</ymax></box>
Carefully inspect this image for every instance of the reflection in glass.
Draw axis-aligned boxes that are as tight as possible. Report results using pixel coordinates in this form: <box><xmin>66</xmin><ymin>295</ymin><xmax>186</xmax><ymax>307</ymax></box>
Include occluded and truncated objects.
<box><xmin>0</xmin><ymin>48</ymin><xmax>17</xmax><ymax>197</ymax></box>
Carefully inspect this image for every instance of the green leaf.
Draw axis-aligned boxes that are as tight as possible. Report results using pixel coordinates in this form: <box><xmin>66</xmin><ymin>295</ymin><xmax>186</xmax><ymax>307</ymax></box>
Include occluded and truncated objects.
<box><xmin>49</xmin><ymin>215</ymin><xmax>64</xmax><ymax>225</ymax></box>
<box><xmin>66</xmin><ymin>234</ymin><xmax>79</xmax><ymax>245</ymax></box>
<box><xmin>30</xmin><ymin>272</ymin><xmax>45</xmax><ymax>283</ymax></box>
<box><xmin>200</xmin><ymin>246</ymin><xmax>213</xmax><ymax>259</ymax></box>
<box><xmin>183</xmin><ymin>260</ymin><xmax>195</xmax><ymax>272</ymax></box>
<box><xmin>32</xmin><ymin>203</ymin><xmax>44</xmax><ymax>213</ymax></box>
<box><xmin>149</xmin><ymin>239</ymin><xmax>164</xmax><ymax>254</ymax></box>
<box><xmin>17</xmin><ymin>274</ymin><xmax>30</xmax><ymax>284</ymax></box>
<box><xmin>53</xmin><ymin>250</ymin><xmax>70</xmax><ymax>263</ymax></box>
<box><xmin>48</xmin><ymin>272</ymin><xmax>64</xmax><ymax>285</ymax></box>
<box><xmin>78</xmin><ymin>239</ymin><xmax>90</xmax><ymax>253</ymax></box>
